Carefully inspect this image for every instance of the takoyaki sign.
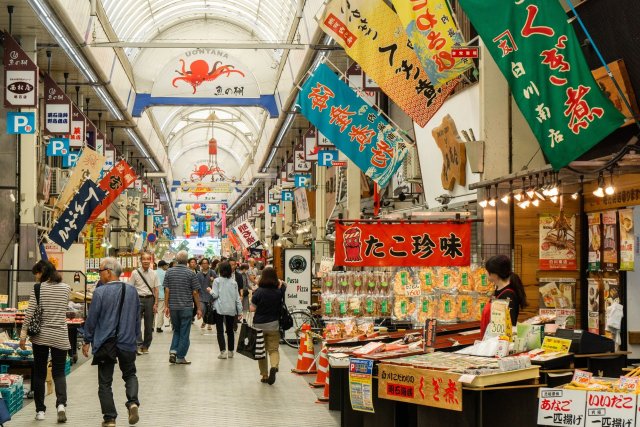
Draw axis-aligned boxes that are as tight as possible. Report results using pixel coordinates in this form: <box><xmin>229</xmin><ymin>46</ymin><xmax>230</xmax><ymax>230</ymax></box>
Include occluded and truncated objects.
<box><xmin>335</xmin><ymin>222</ymin><xmax>471</xmax><ymax>267</ymax></box>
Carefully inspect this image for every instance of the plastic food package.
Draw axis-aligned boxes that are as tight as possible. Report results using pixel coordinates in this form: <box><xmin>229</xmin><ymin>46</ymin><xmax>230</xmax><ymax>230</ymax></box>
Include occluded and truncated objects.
<box><xmin>356</xmin><ymin>318</ymin><xmax>375</xmax><ymax>335</ymax></box>
<box><xmin>379</xmin><ymin>295</ymin><xmax>392</xmax><ymax>317</ymax></box>
<box><xmin>365</xmin><ymin>272</ymin><xmax>378</xmax><ymax>294</ymax></box>
<box><xmin>418</xmin><ymin>267</ymin><xmax>437</xmax><ymax>294</ymax></box>
<box><xmin>458</xmin><ymin>267</ymin><xmax>474</xmax><ymax>294</ymax></box>
<box><xmin>364</xmin><ymin>295</ymin><xmax>378</xmax><ymax>316</ymax></box>
<box><xmin>438</xmin><ymin>292</ymin><xmax>458</xmax><ymax>323</ymax></box>
<box><xmin>456</xmin><ymin>294</ymin><xmax>476</xmax><ymax>322</ymax></box>
<box><xmin>393</xmin><ymin>296</ymin><xmax>417</xmax><ymax>321</ymax></box>
<box><xmin>472</xmin><ymin>266</ymin><xmax>493</xmax><ymax>295</ymax></box>
<box><xmin>393</xmin><ymin>269</ymin><xmax>413</xmax><ymax>296</ymax></box>
<box><xmin>436</xmin><ymin>267</ymin><xmax>461</xmax><ymax>292</ymax></box>
<box><xmin>324</xmin><ymin>320</ymin><xmax>342</xmax><ymax>340</ymax></box>
<box><xmin>342</xmin><ymin>318</ymin><xmax>357</xmax><ymax>337</ymax></box>
<box><xmin>476</xmin><ymin>296</ymin><xmax>491</xmax><ymax>321</ymax></box>
<box><xmin>416</xmin><ymin>294</ymin><xmax>439</xmax><ymax>323</ymax></box>
<box><xmin>337</xmin><ymin>294</ymin><xmax>349</xmax><ymax>317</ymax></box>
<box><xmin>379</xmin><ymin>271</ymin><xmax>392</xmax><ymax>295</ymax></box>
<box><xmin>322</xmin><ymin>273</ymin><xmax>336</xmax><ymax>294</ymax></box>
<box><xmin>321</xmin><ymin>293</ymin><xmax>337</xmax><ymax>318</ymax></box>
<box><xmin>348</xmin><ymin>295</ymin><xmax>363</xmax><ymax>317</ymax></box>
<box><xmin>352</xmin><ymin>273</ymin><xmax>365</xmax><ymax>295</ymax></box>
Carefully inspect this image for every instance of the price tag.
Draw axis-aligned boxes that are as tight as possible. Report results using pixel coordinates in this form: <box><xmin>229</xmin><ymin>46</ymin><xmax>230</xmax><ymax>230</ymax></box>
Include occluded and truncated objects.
<box><xmin>541</xmin><ymin>336</ymin><xmax>572</xmax><ymax>354</ymax></box>
<box><xmin>404</xmin><ymin>282</ymin><xmax>422</xmax><ymax>297</ymax></box>
<box><xmin>586</xmin><ymin>391</ymin><xmax>636</xmax><ymax>427</ymax></box>
<box><xmin>618</xmin><ymin>376</ymin><xmax>640</xmax><ymax>392</ymax></box>
<box><xmin>537</xmin><ymin>388</ymin><xmax>586</xmax><ymax>426</ymax></box>
<box><xmin>571</xmin><ymin>369</ymin><xmax>592</xmax><ymax>386</ymax></box>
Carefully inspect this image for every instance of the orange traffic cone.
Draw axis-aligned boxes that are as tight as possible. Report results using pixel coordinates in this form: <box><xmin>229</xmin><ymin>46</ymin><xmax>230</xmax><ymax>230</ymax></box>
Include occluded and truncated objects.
<box><xmin>291</xmin><ymin>324</ymin><xmax>317</xmax><ymax>375</ymax></box>
<box><xmin>310</xmin><ymin>345</ymin><xmax>329</xmax><ymax>387</ymax></box>
<box><xmin>316</xmin><ymin>367</ymin><xmax>330</xmax><ymax>403</ymax></box>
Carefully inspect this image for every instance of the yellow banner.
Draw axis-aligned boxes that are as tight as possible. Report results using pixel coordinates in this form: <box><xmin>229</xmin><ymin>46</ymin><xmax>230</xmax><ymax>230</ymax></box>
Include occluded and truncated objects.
<box><xmin>54</xmin><ymin>147</ymin><xmax>106</xmax><ymax>214</ymax></box>
<box><xmin>392</xmin><ymin>0</ymin><xmax>474</xmax><ymax>88</ymax></box>
<box><xmin>319</xmin><ymin>0</ymin><xmax>458</xmax><ymax>128</ymax></box>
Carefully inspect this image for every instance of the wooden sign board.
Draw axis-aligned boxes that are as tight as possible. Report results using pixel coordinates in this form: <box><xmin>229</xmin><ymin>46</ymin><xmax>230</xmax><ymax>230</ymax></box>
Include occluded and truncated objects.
<box><xmin>378</xmin><ymin>363</ymin><xmax>462</xmax><ymax>411</ymax></box>
<box><xmin>584</xmin><ymin>174</ymin><xmax>640</xmax><ymax>212</ymax></box>
<box><xmin>592</xmin><ymin>60</ymin><xmax>639</xmax><ymax>126</ymax></box>
<box><xmin>432</xmin><ymin>114</ymin><xmax>467</xmax><ymax>191</ymax></box>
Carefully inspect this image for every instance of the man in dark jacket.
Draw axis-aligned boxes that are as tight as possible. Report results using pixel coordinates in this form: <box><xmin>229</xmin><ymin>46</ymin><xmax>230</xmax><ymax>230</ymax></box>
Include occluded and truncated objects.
<box><xmin>197</xmin><ymin>258</ymin><xmax>216</xmax><ymax>330</ymax></box>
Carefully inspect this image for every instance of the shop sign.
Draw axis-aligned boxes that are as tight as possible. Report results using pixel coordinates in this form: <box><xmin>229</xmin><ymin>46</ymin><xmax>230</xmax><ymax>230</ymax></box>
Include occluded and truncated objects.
<box><xmin>85</xmin><ymin>121</ymin><xmax>96</xmax><ymax>149</ymax></box>
<box><xmin>537</xmin><ymin>388</ymin><xmax>586</xmax><ymax>426</ymax></box>
<box><xmin>3</xmin><ymin>31</ymin><xmax>38</xmax><ymax>108</ymax></box>
<box><xmin>43</xmin><ymin>243</ymin><xmax>64</xmax><ymax>270</ymax></box>
<box><xmin>294</xmin><ymin>188</ymin><xmax>310</xmax><ymax>222</ymax></box>
<box><xmin>349</xmin><ymin>358</ymin><xmax>375</xmax><ymax>413</ymax></box>
<box><xmin>585</xmin><ymin>174</ymin><xmax>640</xmax><ymax>212</ymax></box>
<box><xmin>585</xmin><ymin>391</ymin><xmax>636</xmax><ymax>427</ymax></box>
<box><xmin>62</xmin><ymin>150</ymin><xmax>80</xmax><ymax>168</ymax></box>
<box><xmin>68</xmin><ymin>106</ymin><xmax>85</xmax><ymax>149</ymax></box>
<box><xmin>294</xmin><ymin>174</ymin><xmax>312</xmax><ymax>189</ymax></box>
<box><xmin>284</xmin><ymin>248</ymin><xmax>312</xmax><ymax>312</ymax></box>
<box><xmin>281</xmin><ymin>190</ymin><xmax>294</xmax><ymax>202</ymax></box>
<box><xmin>424</xmin><ymin>318</ymin><xmax>437</xmax><ymax>348</ymax></box>
<box><xmin>619</xmin><ymin>209</ymin><xmax>634</xmax><ymax>271</ymax></box>
<box><xmin>433</xmin><ymin>114</ymin><xmax>467</xmax><ymax>190</ymax></box>
<box><xmin>391</xmin><ymin>0</ymin><xmax>472</xmax><ymax>89</ymax></box>
<box><xmin>296</xmin><ymin>63</ymin><xmax>409</xmax><ymax>188</ymax></box>
<box><xmin>378</xmin><ymin>364</ymin><xmax>462</xmax><ymax>411</ymax></box>
<box><xmin>88</xmin><ymin>160</ymin><xmax>137</xmax><ymax>222</ymax></box>
<box><xmin>335</xmin><ymin>221</ymin><xmax>471</xmax><ymax>267</ymax></box>
<box><xmin>6</xmin><ymin>112</ymin><xmax>35</xmax><ymax>134</ymax></box>
<box><xmin>54</xmin><ymin>147</ymin><xmax>106</xmax><ymax>214</ymax></box>
<box><xmin>317</xmin><ymin>131</ymin><xmax>334</xmax><ymax>148</ymax></box>
<box><xmin>233</xmin><ymin>221</ymin><xmax>259</xmax><ymax>248</ymax></box>
<box><xmin>103</xmin><ymin>149</ymin><xmax>115</xmax><ymax>172</ymax></box>
<box><xmin>144</xmin><ymin>206</ymin><xmax>154</xmax><ymax>216</ymax></box>
<box><xmin>48</xmin><ymin>180</ymin><xmax>106</xmax><ymax>250</ymax></box>
<box><xmin>46</xmin><ymin>138</ymin><xmax>69</xmax><ymax>157</ymax></box>
<box><xmin>294</xmin><ymin>149</ymin><xmax>312</xmax><ymax>172</ymax></box>
<box><xmin>304</xmin><ymin>127</ymin><xmax>319</xmax><ymax>161</ymax></box>
<box><xmin>43</xmin><ymin>73</ymin><xmax>71</xmax><ymax>134</ymax></box>
<box><xmin>541</xmin><ymin>336</ymin><xmax>572</xmax><ymax>354</ymax></box>
<box><xmin>319</xmin><ymin>0</ymin><xmax>458</xmax><ymax>128</ymax></box>
<box><xmin>458</xmin><ymin>0</ymin><xmax>624</xmax><ymax>170</ymax></box>
<box><xmin>539</xmin><ymin>212</ymin><xmax>577</xmax><ymax>270</ymax></box>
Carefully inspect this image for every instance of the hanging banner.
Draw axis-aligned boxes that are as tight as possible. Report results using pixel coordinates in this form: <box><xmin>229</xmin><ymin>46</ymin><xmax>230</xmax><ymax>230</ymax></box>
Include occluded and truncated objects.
<box><xmin>294</xmin><ymin>149</ymin><xmax>312</xmax><ymax>172</ymax></box>
<box><xmin>539</xmin><ymin>212</ymin><xmax>577</xmax><ymax>270</ymax></box>
<box><xmin>304</xmin><ymin>127</ymin><xmax>319</xmax><ymax>161</ymax></box>
<box><xmin>458</xmin><ymin>0</ymin><xmax>624</xmax><ymax>170</ymax></box>
<box><xmin>297</xmin><ymin>63</ymin><xmax>409</xmax><ymax>188</ymax></box>
<box><xmin>602</xmin><ymin>210</ymin><xmax>618</xmax><ymax>270</ymax></box>
<box><xmin>3</xmin><ymin>31</ymin><xmax>38</xmax><ymax>108</ymax></box>
<box><xmin>85</xmin><ymin>120</ymin><xmax>96</xmax><ymax>149</ymax></box>
<box><xmin>335</xmin><ymin>221</ymin><xmax>471</xmax><ymax>267</ymax></box>
<box><xmin>48</xmin><ymin>180</ymin><xmax>106</xmax><ymax>250</ymax></box>
<box><xmin>88</xmin><ymin>160</ymin><xmax>137</xmax><ymax>222</ymax></box>
<box><xmin>587</xmin><ymin>213</ymin><xmax>602</xmax><ymax>271</ymax></box>
<box><xmin>43</xmin><ymin>73</ymin><xmax>71</xmax><ymax>134</ymax></box>
<box><xmin>54</xmin><ymin>147</ymin><xmax>106</xmax><ymax>214</ymax></box>
<box><xmin>103</xmin><ymin>149</ymin><xmax>115</xmax><ymax>172</ymax></box>
<box><xmin>68</xmin><ymin>105</ymin><xmax>86</xmax><ymax>149</ymax></box>
<box><xmin>126</xmin><ymin>189</ymin><xmax>142</xmax><ymax>230</ymax></box>
<box><xmin>95</xmin><ymin>130</ymin><xmax>105</xmax><ymax>156</ymax></box>
<box><xmin>294</xmin><ymin>188</ymin><xmax>310</xmax><ymax>222</ymax></box>
<box><xmin>619</xmin><ymin>208</ymin><xmax>634</xmax><ymax>271</ymax></box>
<box><xmin>391</xmin><ymin>0</ymin><xmax>474</xmax><ymax>88</ymax></box>
<box><xmin>319</xmin><ymin>0</ymin><xmax>458</xmax><ymax>127</ymax></box>
<box><xmin>233</xmin><ymin>221</ymin><xmax>259</xmax><ymax>248</ymax></box>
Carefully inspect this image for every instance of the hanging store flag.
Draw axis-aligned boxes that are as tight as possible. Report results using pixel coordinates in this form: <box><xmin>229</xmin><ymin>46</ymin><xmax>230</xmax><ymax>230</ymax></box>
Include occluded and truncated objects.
<box><xmin>391</xmin><ymin>0</ymin><xmax>474</xmax><ymax>89</ymax></box>
<box><xmin>294</xmin><ymin>148</ymin><xmax>312</xmax><ymax>172</ymax></box>
<box><xmin>233</xmin><ymin>221</ymin><xmax>259</xmax><ymax>248</ymax></box>
<box><xmin>54</xmin><ymin>147</ymin><xmax>106</xmax><ymax>214</ymax></box>
<box><xmin>103</xmin><ymin>149</ymin><xmax>115</xmax><ymax>172</ymax></box>
<box><xmin>95</xmin><ymin>130</ymin><xmax>105</xmax><ymax>156</ymax></box>
<box><xmin>602</xmin><ymin>210</ymin><xmax>618</xmax><ymax>270</ymax></box>
<box><xmin>619</xmin><ymin>208</ymin><xmax>634</xmax><ymax>271</ymax></box>
<box><xmin>48</xmin><ymin>180</ymin><xmax>106</xmax><ymax>250</ymax></box>
<box><xmin>296</xmin><ymin>63</ymin><xmax>409</xmax><ymax>188</ymax></box>
<box><xmin>319</xmin><ymin>0</ymin><xmax>459</xmax><ymax>127</ymax></box>
<box><xmin>334</xmin><ymin>221</ymin><xmax>471</xmax><ymax>267</ymax></box>
<box><xmin>294</xmin><ymin>188</ymin><xmax>310</xmax><ymax>222</ymax></box>
<box><xmin>458</xmin><ymin>0</ymin><xmax>625</xmax><ymax>170</ymax></box>
<box><xmin>68</xmin><ymin>105</ymin><xmax>86</xmax><ymax>148</ymax></box>
<box><xmin>3</xmin><ymin>31</ymin><xmax>38</xmax><ymax>108</ymax></box>
<box><xmin>88</xmin><ymin>159</ymin><xmax>137</xmax><ymax>222</ymax></box>
<box><xmin>43</xmin><ymin>73</ymin><xmax>71</xmax><ymax>134</ymax></box>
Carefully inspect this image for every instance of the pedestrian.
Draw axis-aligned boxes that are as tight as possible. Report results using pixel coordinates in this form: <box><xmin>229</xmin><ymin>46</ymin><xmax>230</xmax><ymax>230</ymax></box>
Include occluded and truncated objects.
<box><xmin>163</xmin><ymin>250</ymin><xmax>202</xmax><ymax>364</ymax></box>
<box><xmin>250</xmin><ymin>267</ymin><xmax>286</xmax><ymax>385</ymax></box>
<box><xmin>82</xmin><ymin>257</ymin><xmax>140</xmax><ymax>427</ymax></box>
<box><xmin>197</xmin><ymin>258</ymin><xmax>216</xmax><ymax>331</ymax></box>
<box><xmin>207</xmin><ymin>261</ymin><xmax>242</xmax><ymax>359</ymax></box>
<box><xmin>188</xmin><ymin>257</ymin><xmax>198</xmax><ymax>273</ymax></box>
<box><xmin>239</xmin><ymin>263</ymin><xmax>254</xmax><ymax>323</ymax></box>
<box><xmin>19</xmin><ymin>260</ymin><xmax>70</xmax><ymax>422</ymax></box>
<box><xmin>128</xmin><ymin>252</ymin><xmax>158</xmax><ymax>355</ymax></box>
<box><xmin>247</xmin><ymin>258</ymin><xmax>259</xmax><ymax>286</ymax></box>
<box><xmin>228</xmin><ymin>257</ymin><xmax>244</xmax><ymax>297</ymax></box>
<box><xmin>155</xmin><ymin>260</ymin><xmax>169</xmax><ymax>333</ymax></box>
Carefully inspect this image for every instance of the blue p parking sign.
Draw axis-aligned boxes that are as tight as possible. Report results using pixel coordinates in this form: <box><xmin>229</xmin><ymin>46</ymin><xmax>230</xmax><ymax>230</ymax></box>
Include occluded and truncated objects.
<box><xmin>7</xmin><ymin>112</ymin><xmax>36</xmax><ymax>134</ymax></box>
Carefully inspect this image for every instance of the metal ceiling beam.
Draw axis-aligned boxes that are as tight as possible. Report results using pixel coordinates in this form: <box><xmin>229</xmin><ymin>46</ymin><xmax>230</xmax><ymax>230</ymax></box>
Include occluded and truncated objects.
<box><xmin>89</xmin><ymin>41</ymin><xmax>307</xmax><ymax>49</ymax></box>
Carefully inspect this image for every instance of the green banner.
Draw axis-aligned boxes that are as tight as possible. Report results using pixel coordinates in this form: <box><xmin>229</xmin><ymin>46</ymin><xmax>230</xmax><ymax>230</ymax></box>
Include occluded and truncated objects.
<box><xmin>458</xmin><ymin>0</ymin><xmax>624</xmax><ymax>169</ymax></box>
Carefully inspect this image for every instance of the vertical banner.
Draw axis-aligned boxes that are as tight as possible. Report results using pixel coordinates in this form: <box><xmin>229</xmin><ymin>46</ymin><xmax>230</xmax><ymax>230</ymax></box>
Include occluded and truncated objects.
<box><xmin>587</xmin><ymin>213</ymin><xmax>602</xmax><ymax>271</ymax></box>
<box><xmin>391</xmin><ymin>0</ymin><xmax>474</xmax><ymax>88</ymax></box>
<box><xmin>221</xmin><ymin>204</ymin><xmax>227</xmax><ymax>237</ymax></box>
<box><xmin>618</xmin><ymin>208</ymin><xmax>634</xmax><ymax>271</ymax></box>
<box><xmin>43</xmin><ymin>73</ymin><xmax>71</xmax><ymax>134</ymax></box>
<box><xmin>458</xmin><ymin>0</ymin><xmax>624</xmax><ymax>169</ymax></box>
<box><xmin>88</xmin><ymin>160</ymin><xmax>137</xmax><ymax>222</ymax></box>
<box><xmin>296</xmin><ymin>63</ymin><xmax>409</xmax><ymax>188</ymax></box>
<box><xmin>539</xmin><ymin>212</ymin><xmax>577</xmax><ymax>270</ymax></box>
<box><xmin>602</xmin><ymin>211</ymin><xmax>618</xmax><ymax>270</ymax></box>
<box><xmin>3</xmin><ymin>31</ymin><xmax>38</xmax><ymax>108</ymax></box>
<box><xmin>68</xmin><ymin>105</ymin><xmax>86</xmax><ymax>149</ymax></box>
<box><xmin>95</xmin><ymin>130</ymin><xmax>105</xmax><ymax>156</ymax></box>
<box><xmin>294</xmin><ymin>188</ymin><xmax>310</xmax><ymax>221</ymax></box>
<box><xmin>233</xmin><ymin>221</ymin><xmax>259</xmax><ymax>248</ymax></box>
<box><xmin>304</xmin><ymin>127</ymin><xmax>319</xmax><ymax>161</ymax></box>
<box><xmin>54</xmin><ymin>147</ymin><xmax>106</xmax><ymax>213</ymax></box>
<box><xmin>319</xmin><ymin>0</ymin><xmax>458</xmax><ymax>127</ymax></box>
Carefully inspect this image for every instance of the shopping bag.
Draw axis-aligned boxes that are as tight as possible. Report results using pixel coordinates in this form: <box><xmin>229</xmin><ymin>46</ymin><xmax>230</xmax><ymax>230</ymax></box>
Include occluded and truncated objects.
<box><xmin>203</xmin><ymin>302</ymin><xmax>218</xmax><ymax>325</ymax></box>
<box><xmin>236</xmin><ymin>322</ymin><xmax>266</xmax><ymax>360</ymax></box>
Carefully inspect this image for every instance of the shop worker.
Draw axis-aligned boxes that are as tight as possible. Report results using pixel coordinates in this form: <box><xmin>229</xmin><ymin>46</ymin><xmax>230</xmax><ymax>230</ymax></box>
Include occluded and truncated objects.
<box><xmin>480</xmin><ymin>255</ymin><xmax>527</xmax><ymax>336</ymax></box>
<box><xmin>155</xmin><ymin>260</ymin><xmax>170</xmax><ymax>333</ymax></box>
<box><xmin>197</xmin><ymin>258</ymin><xmax>216</xmax><ymax>331</ymax></box>
<box><xmin>128</xmin><ymin>252</ymin><xmax>159</xmax><ymax>355</ymax></box>
<box><xmin>83</xmin><ymin>257</ymin><xmax>141</xmax><ymax>427</ymax></box>
<box><xmin>164</xmin><ymin>250</ymin><xmax>202</xmax><ymax>364</ymax></box>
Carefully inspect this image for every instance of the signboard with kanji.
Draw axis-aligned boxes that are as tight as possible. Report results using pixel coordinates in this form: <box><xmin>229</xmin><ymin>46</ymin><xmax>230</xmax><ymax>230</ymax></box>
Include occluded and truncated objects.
<box><xmin>43</xmin><ymin>73</ymin><xmax>71</xmax><ymax>134</ymax></box>
<box><xmin>3</xmin><ymin>31</ymin><xmax>38</xmax><ymax>108</ymax></box>
<box><xmin>233</xmin><ymin>221</ymin><xmax>259</xmax><ymax>248</ymax></box>
<box><xmin>537</xmin><ymin>388</ymin><xmax>586</xmax><ymax>426</ymax></box>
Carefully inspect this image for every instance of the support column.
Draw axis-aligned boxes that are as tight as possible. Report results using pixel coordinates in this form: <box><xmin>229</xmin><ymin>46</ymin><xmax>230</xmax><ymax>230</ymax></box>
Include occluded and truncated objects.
<box><xmin>19</xmin><ymin>36</ymin><xmax>38</xmax><ymax>225</ymax></box>
<box><xmin>346</xmin><ymin>160</ymin><xmax>360</xmax><ymax>220</ymax></box>
<box><xmin>315</xmin><ymin>164</ymin><xmax>327</xmax><ymax>240</ymax></box>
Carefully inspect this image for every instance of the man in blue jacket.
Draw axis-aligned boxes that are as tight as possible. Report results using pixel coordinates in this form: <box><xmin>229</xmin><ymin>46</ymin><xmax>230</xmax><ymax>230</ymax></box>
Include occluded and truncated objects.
<box><xmin>83</xmin><ymin>257</ymin><xmax>141</xmax><ymax>427</ymax></box>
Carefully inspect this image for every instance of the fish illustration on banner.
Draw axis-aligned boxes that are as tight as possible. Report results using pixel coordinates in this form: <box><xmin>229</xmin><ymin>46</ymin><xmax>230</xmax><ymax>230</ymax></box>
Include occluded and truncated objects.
<box><xmin>391</xmin><ymin>0</ymin><xmax>475</xmax><ymax>88</ymax></box>
<box><xmin>48</xmin><ymin>180</ymin><xmax>106</xmax><ymax>250</ymax></box>
<box><xmin>296</xmin><ymin>63</ymin><xmax>408</xmax><ymax>188</ymax></box>
<box><xmin>319</xmin><ymin>0</ymin><xmax>459</xmax><ymax>128</ymax></box>
<box><xmin>54</xmin><ymin>147</ymin><xmax>106</xmax><ymax>215</ymax></box>
<box><xmin>458</xmin><ymin>0</ymin><xmax>624</xmax><ymax>169</ymax></box>
<box><xmin>88</xmin><ymin>160</ymin><xmax>137</xmax><ymax>222</ymax></box>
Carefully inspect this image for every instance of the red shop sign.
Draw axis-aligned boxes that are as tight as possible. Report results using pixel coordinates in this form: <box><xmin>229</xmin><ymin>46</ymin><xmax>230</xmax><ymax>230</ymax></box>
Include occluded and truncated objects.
<box><xmin>335</xmin><ymin>221</ymin><xmax>471</xmax><ymax>267</ymax></box>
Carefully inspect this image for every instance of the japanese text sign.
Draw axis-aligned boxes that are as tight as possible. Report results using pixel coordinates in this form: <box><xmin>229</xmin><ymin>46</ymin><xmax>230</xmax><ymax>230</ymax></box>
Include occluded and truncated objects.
<box><xmin>349</xmin><ymin>358</ymin><xmax>375</xmax><ymax>413</ymax></box>
<box><xmin>43</xmin><ymin>73</ymin><xmax>71</xmax><ymax>134</ymax></box>
<box><xmin>233</xmin><ymin>221</ymin><xmax>260</xmax><ymax>248</ymax></box>
<box><xmin>538</xmin><ymin>388</ymin><xmax>586</xmax><ymax>426</ymax></box>
<box><xmin>458</xmin><ymin>0</ymin><xmax>624</xmax><ymax>169</ymax></box>
<box><xmin>378</xmin><ymin>363</ymin><xmax>462</xmax><ymax>411</ymax></box>
<box><xmin>297</xmin><ymin>63</ymin><xmax>408</xmax><ymax>188</ymax></box>
<box><xmin>3</xmin><ymin>31</ymin><xmax>38</xmax><ymax>108</ymax></box>
<box><xmin>424</xmin><ymin>318</ymin><xmax>437</xmax><ymax>348</ymax></box>
<box><xmin>335</xmin><ymin>221</ymin><xmax>470</xmax><ymax>267</ymax></box>
<box><xmin>68</xmin><ymin>105</ymin><xmax>86</xmax><ymax>149</ymax></box>
<box><xmin>54</xmin><ymin>147</ymin><xmax>106</xmax><ymax>214</ymax></box>
<box><xmin>391</xmin><ymin>0</ymin><xmax>474</xmax><ymax>88</ymax></box>
<box><xmin>319</xmin><ymin>0</ymin><xmax>458</xmax><ymax>127</ymax></box>
<box><xmin>88</xmin><ymin>160</ymin><xmax>137</xmax><ymax>222</ymax></box>
<box><xmin>541</xmin><ymin>336</ymin><xmax>572</xmax><ymax>354</ymax></box>
<box><xmin>585</xmin><ymin>391</ymin><xmax>636</xmax><ymax>427</ymax></box>
<box><xmin>48</xmin><ymin>180</ymin><xmax>106</xmax><ymax>250</ymax></box>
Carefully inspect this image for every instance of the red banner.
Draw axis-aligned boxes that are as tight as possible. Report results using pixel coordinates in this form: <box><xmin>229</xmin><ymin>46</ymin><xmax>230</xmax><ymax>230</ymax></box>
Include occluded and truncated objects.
<box><xmin>88</xmin><ymin>160</ymin><xmax>137</xmax><ymax>222</ymax></box>
<box><xmin>335</xmin><ymin>222</ymin><xmax>471</xmax><ymax>267</ymax></box>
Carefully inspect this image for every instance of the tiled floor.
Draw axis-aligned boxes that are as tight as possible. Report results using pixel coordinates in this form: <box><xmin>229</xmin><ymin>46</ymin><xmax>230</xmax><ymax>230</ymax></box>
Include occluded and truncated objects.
<box><xmin>11</xmin><ymin>324</ymin><xmax>340</xmax><ymax>426</ymax></box>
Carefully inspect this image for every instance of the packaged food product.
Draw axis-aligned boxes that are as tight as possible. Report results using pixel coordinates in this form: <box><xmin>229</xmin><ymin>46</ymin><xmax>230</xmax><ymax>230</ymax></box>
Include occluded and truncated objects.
<box><xmin>337</xmin><ymin>294</ymin><xmax>349</xmax><ymax>317</ymax></box>
<box><xmin>456</xmin><ymin>294</ymin><xmax>476</xmax><ymax>322</ymax></box>
<box><xmin>379</xmin><ymin>295</ymin><xmax>392</xmax><ymax>317</ymax></box>
<box><xmin>356</xmin><ymin>318</ymin><xmax>375</xmax><ymax>335</ymax></box>
<box><xmin>321</xmin><ymin>293</ymin><xmax>337</xmax><ymax>318</ymax></box>
<box><xmin>364</xmin><ymin>295</ymin><xmax>378</xmax><ymax>316</ymax></box>
<box><xmin>436</xmin><ymin>267</ymin><xmax>461</xmax><ymax>292</ymax></box>
<box><xmin>472</xmin><ymin>266</ymin><xmax>493</xmax><ymax>294</ymax></box>
<box><xmin>352</xmin><ymin>273</ymin><xmax>365</xmax><ymax>295</ymax></box>
<box><xmin>476</xmin><ymin>296</ymin><xmax>491</xmax><ymax>321</ymax></box>
<box><xmin>393</xmin><ymin>296</ymin><xmax>417</xmax><ymax>321</ymax></box>
<box><xmin>418</xmin><ymin>267</ymin><xmax>437</xmax><ymax>294</ymax></box>
<box><xmin>365</xmin><ymin>272</ymin><xmax>378</xmax><ymax>294</ymax></box>
<box><xmin>353</xmin><ymin>341</ymin><xmax>385</xmax><ymax>356</ymax></box>
<box><xmin>438</xmin><ymin>292</ymin><xmax>458</xmax><ymax>323</ymax></box>
<box><xmin>322</xmin><ymin>273</ymin><xmax>336</xmax><ymax>294</ymax></box>
<box><xmin>343</xmin><ymin>318</ymin><xmax>357</xmax><ymax>337</ymax></box>
<box><xmin>416</xmin><ymin>294</ymin><xmax>439</xmax><ymax>323</ymax></box>
<box><xmin>458</xmin><ymin>267</ymin><xmax>474</xmax><ymax>293</ymax></box>
<box><xmin>393</xmin><ymin>269</ymin><xmax>413</xmax><ymax>296</ymax></box>
<box><xmin>348</xmin><ymin>295</ymin><xmax>363</xmax><ymax>317</ymax></box>
<box><xmin>379</xmin><ymin>271</ymin><xmax>392</xmax><ymax>295</ymax></box>
<box><xmin>324</xmin><ymin>320</ymin><xmax>342</xmax><ymax>340</ymax></box>
<box><xmin>337</xmin><ymin>273</ymin><xmax>350</xmax><ymax>294</ymax></box>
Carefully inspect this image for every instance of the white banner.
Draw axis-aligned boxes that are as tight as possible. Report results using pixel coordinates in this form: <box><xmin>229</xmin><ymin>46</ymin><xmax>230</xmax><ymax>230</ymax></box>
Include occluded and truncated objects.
<box><xmin>45</xmin><ymin>103</ymin><xmax>71</xmax><ymax>134</ymax></box>
<box><xmin>294</xmin><ymin>188</ymin><xmax>310</xmax><ymax>221</ymax></box>
<box><xmin>233</xmin><ymin>221</ymin><xmax>259</xmax><ymax>248</ymax></box>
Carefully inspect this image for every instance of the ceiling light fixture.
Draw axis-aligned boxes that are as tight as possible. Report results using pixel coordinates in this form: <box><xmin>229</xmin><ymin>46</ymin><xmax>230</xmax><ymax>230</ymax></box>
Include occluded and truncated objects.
<box><xmin>518</xmin><ymin>200</ymin><xmax>530</xmax><ymax>209</ymax></box>
<box><xmin>605</xmin><ymin>170</ymin><xmax>615</xmax><ymax>196</ymax></box>
<box><xmin>593</xmin><ymin>172</ymin><xmax>605</xmax><ymax>198</ymax></box>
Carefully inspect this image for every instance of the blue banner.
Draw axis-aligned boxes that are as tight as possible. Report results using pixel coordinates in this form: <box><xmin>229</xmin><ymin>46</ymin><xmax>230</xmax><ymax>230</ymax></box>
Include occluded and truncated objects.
<box><xmin>48</xmin><ymin>180</ymin><xmax>106</xmax><ymax>250</ymax></box>
<box><xmin>296</xmin><ymin>63</ymin><xmax>408</xmax><ymax>188</ymax></box>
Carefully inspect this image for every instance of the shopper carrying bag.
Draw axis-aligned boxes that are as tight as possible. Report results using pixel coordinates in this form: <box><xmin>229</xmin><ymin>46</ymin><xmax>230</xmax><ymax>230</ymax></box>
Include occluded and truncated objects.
<box><xmin>236</xmin><ymin>322</ymin><xmax>266</xmax><ymax>360</ymax></box>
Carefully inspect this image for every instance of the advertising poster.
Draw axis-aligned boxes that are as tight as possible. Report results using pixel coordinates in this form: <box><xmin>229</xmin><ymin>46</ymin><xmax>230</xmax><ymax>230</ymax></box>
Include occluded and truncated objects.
<box><xmin>587</xmin><ymin>213</ymin><xmax>602</xmax><ymax>271</ymax></box>
<box><xmin>538</xmin><ymin>278</ymin><xmax>576</xmax><ymax>329</ymax></box>
<box><xmin>539</xmin><ymin>212</ymin><xmax>577</xmax><ymax>270</ymax></box>
<box><xmin>349</xmin><ymin>358</ymin><xmax>375</xmax><ymax>413</ymax></box>
<box><xmin>603</xmin><ymin>278</ymin><xmax>621</xmax><ymax>311</ymax></box>
<box><xmin>602</xmin><ymin>211</ymin><xmax>618</xmax><ymax>270</ymax></box>
<box><xmin>619</xmin><ymin>208</ymin><xmax>634</xmax><ymax>270</ymax></box>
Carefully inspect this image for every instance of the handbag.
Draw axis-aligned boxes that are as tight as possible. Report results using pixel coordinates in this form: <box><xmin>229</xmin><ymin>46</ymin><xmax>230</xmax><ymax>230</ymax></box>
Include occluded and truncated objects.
<box><xmin>92</xmin><ymin>284</ymin><xmax>126</xmax><ymax>366</ymax></box>
<box><xmin>279</xmin><ymin>292</ymin><xmax>294</xmax><ymax>332</ymax></box>
<box><xmin>203</xmin><ymin>301</ymin><xmax>218</xmax><ymax>325</ymax></box>
<box><xmin>27</xmin><ymin>284</ymin><xmax>43</xmax><ymax>337</ymax></box>
<box><xmin>236</xmin><ymin>322</ymin><xmax>266</xmax><ymax>360</ymax></box>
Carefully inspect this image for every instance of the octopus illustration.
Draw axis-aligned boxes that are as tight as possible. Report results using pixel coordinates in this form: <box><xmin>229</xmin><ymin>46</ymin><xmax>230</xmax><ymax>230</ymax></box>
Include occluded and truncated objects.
<box><xmin>172</xmin><ymin>59</ymin><xmax>245</xmax><ymax>94</ymax></box>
